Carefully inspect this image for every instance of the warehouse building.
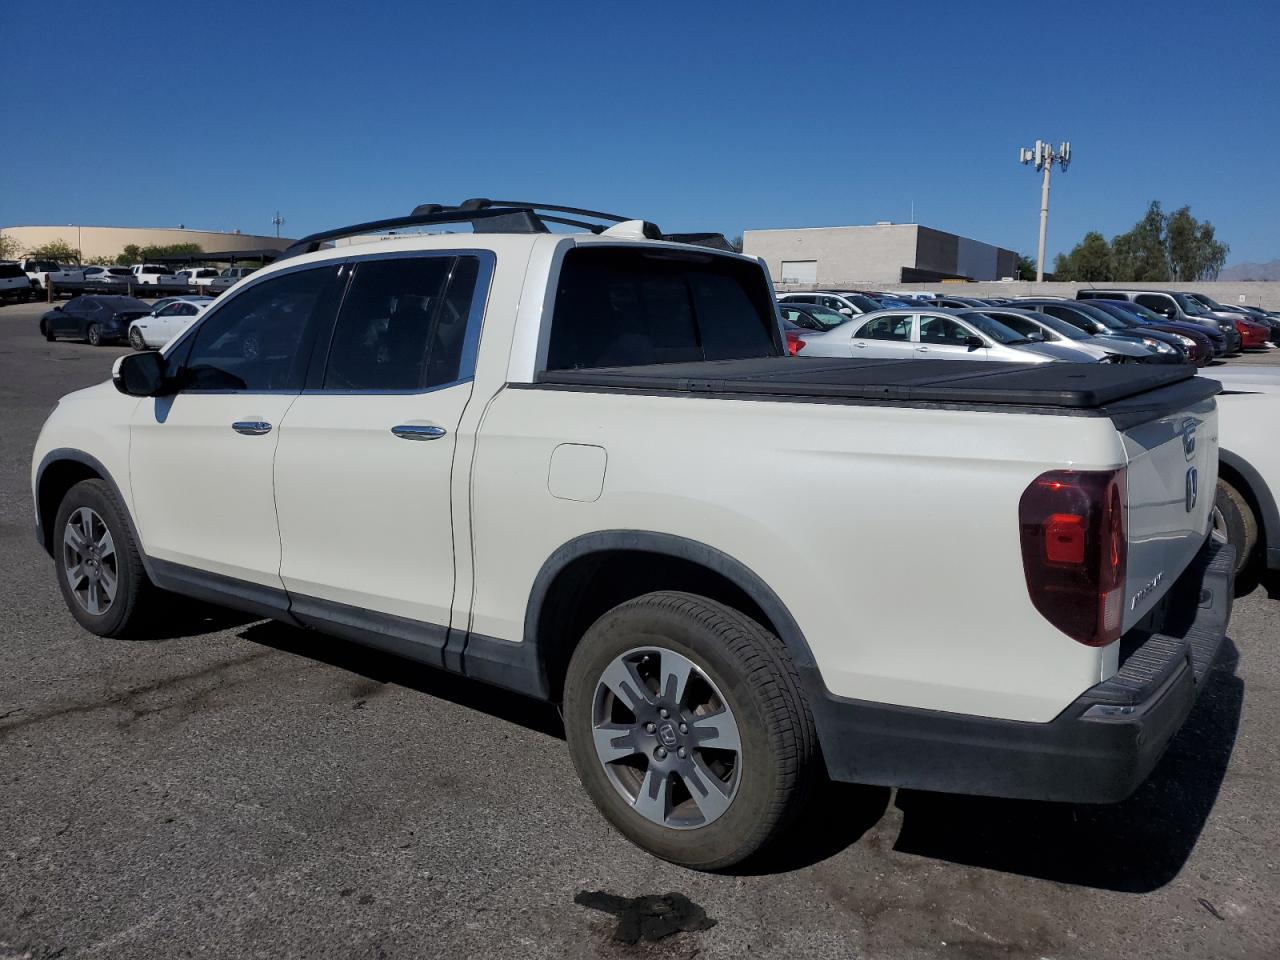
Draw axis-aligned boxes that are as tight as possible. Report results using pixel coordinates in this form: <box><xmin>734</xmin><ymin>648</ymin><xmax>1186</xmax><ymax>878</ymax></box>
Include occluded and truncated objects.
<box><xmin>1</xmin><ymin>224</ymin><xmax>293</xmax><ymax>261</ymax></box>
<box><xmin>743</xmin><ymin>222</ymin><xmax>1019</xmax><ymax>285</ymax></box>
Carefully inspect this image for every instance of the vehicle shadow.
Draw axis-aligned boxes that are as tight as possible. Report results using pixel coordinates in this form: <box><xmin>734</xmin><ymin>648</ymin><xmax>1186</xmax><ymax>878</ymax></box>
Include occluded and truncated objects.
<box><xmin>236</xmin><ymin>619</ymin><xmax>566</xmax><ymax>741</ymax></box>
<box><xmin>134</xmin><ymin>598</ymin><xmax>260</xmax><ymax>642</ymax></box>
<box><xmin>889</xmin><ymin>637</ymin><xmax>1244</xmax><ymax>893</ymax></box>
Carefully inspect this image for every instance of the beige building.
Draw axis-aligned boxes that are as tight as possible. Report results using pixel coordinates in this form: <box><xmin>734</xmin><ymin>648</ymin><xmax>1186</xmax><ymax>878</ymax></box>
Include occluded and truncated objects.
<box><xmin>1</xmin><ymin>225</ymin><xmax>293</xmax><ymax>261</ymax></box>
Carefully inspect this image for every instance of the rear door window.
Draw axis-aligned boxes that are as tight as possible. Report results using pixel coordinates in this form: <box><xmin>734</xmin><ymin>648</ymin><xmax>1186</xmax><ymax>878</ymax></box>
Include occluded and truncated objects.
<box><xmin>856</xmin><ymin>314</ymin><xmax>913</xmax><ymax>341</ymax></box>
<box><xmin>546</xmin><ymin>247</ymin><xmax>778</xmax><ymax>370</ymax></box>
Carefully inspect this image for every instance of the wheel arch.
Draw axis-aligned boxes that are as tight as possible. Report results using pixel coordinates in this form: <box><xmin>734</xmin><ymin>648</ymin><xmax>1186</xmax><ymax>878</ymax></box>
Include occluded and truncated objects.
<box><xmin>1219</xmin><ymin>448</ymin><xmax>1278</xmax><ymax>569</ymax></box>
<box><xmin>34</xmin><ymin>450</ymin><xmax>148</xmax><ymax>572</ymax></box>
<box><xmin>524</xmin><ymin>530</ymin><xmax>819</xmax><ymax>703</ymax></box>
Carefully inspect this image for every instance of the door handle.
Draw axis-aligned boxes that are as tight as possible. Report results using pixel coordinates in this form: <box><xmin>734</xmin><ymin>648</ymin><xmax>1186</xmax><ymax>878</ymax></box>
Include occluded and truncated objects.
<box><xmin>853</xmin><ymin>341</ymin><xmax>866</xmax><ymax>348</ymax></box>
<box><xmin>918</xmin><ymin>346</ymin><xmax>930</xmax><ymax>353</ymax></box>
<box><xmin>232</xmin><ymin>420</ymin><xmax>272</xmax><ymax>436</ymax></box>
<box><xmin>391</xmin><ymin>424</ymin><xmax>447</xmax><ymax>441</ymax></box>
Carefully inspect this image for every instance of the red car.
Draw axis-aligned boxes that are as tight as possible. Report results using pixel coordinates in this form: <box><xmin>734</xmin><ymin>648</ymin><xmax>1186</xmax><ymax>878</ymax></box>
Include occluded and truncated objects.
<box><xmin>1236</xmin><ymin>318</ymin><xmax>1271</xmax><ymax>350</ymax></box>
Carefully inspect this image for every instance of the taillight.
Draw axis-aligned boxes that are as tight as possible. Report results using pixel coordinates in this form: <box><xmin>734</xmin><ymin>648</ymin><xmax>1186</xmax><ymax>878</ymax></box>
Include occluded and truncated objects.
<box><xmin>1018</xmin><ymin>469</ymin><xmax>1127</xmax><ymax>647</ymax></box>
<box><xmin>786</xmin><ymin>335</ymin><xmax>806</xmax><ymax>355</ymax></box>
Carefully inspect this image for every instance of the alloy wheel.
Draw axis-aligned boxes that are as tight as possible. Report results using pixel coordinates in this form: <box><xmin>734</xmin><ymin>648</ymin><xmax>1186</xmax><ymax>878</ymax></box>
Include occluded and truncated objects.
<box><xmin>62</xmin><ymin>507</ymin><xmax>117</xmax><ymax>615</ymax></box>
<box><xmin>591</xmin><ymin>646</ymin><xmax>742</xmax><ymax>829</ymax></box>
<box><xmin>129</xmin><ymin>327</ymin><xmax>145</xmax><ymax>350</ymax></box>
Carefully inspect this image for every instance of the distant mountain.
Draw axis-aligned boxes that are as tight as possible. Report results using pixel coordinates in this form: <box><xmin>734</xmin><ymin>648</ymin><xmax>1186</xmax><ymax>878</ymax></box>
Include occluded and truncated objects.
<box><xmin>1220</xmin><ymin>259</ymin><xmax>1280</xmax><ymax>281</ymax></box>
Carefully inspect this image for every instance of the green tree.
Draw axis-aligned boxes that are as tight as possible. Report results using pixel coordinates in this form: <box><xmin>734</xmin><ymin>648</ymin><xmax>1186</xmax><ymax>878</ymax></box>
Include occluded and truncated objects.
<box><xmin>115</xmin><ymin>244</ymin><xmax>143</xmax><ymax>266</ymax></box>
<box><xmin>1110</xmin><ymin>201</ymin><xmax>1170</xmax><ymax>282</ymax></box>
<box><xmin>1165</xmin><ymin>206</ymin><xmax>1228</xmax><ymax>281</ymax></box>
<box><xmin>116</xmin><ymin>242</ymin><xmax>205</xmax><ymax>265</ymax></box>
<box><xmin>0</xmin><ymin>233</ymin><xmax>21</xmax><ymax>260</ymax></box>
<box><xmin>1016</xmin><ymin>254</ymin><xmax>1036</xmax><ymax>280</ymax></box>
<box><xmin>27</xmin><ymin>239</ymin><xmax>81</xmax><ymax>262</ymax></box>
<box><xmin>1053</xmin><ymin>231</ymin><xmax>1112</xmax><ymax>282</ymax></box>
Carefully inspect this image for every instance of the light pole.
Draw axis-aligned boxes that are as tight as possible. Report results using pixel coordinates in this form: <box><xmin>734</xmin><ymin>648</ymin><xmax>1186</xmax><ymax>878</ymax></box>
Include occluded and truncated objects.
<box><xmin>1019</xmin><ymin>140</ymin><xmax>1071</xmax><ymax>281</ymax></box>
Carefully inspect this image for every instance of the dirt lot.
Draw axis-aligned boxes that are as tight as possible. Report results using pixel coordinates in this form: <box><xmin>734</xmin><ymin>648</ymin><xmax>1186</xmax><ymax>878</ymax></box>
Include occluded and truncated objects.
<box><xmin>1</xmin><ymin>299</ymin><xmax>1277</xmax><ymax>959</ymax></box>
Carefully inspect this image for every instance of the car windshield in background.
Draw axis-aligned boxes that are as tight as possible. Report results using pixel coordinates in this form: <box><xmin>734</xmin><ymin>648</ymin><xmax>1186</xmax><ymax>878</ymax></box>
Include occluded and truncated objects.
<box><xmin>800</xmin><ymin>306</ymin><xmax>849</xmax><ymax>329</ymax></box>
<box><xmin>1019</xmin><ymin>311</ymin><xmax>1089</xmax><ymax>340</ymax></box>
<box><xmin>106</xmin><ymin>268</ymin><xmax>133</xmax><ymax>277</ymax></box>
<box><xmin>1173</xmin><ymin>294</ymin><xmax>1208</xmax><ymax>315</ymax></box>
<box><xmin>30</xmin><ymin>261</ymin><xmax>60</xmax><ymax>271</ymax></box>
<box><xmin>1109</xmin><ymin>300</ymin><xmax>1166</xmax><ymax>324</ymax></box>
<box><xmin>963</xmin><ymin>312</ymin><xmax>1027</xmax><ymax>344</ymax></box>
<box><xmin>876</xmin><ymin>297</ymin><xmax>912</xmax><ymax>308</ymax></box>
<box><xmin>1190</xmin><ymin>293</ymin><xmax>1228</xmax><ymax>310</ymax></box>
<box><xmin>847</xmin><ymin>294</ymin><xmax>882</xmax><ymax>312</ymax></box>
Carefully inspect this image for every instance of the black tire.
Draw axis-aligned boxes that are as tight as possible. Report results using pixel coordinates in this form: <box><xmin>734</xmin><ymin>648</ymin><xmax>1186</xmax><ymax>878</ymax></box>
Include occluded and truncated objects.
<box><xmin>563</xmin><ymin>591</ymin><xmax>817</xmax><ymax>870</ymax></box>
<box><xmin>52</xmin><ymin>479</ymin><xmax>154</xmax><ymax>638</ymax></box>
<box><xmin>40</xmin><ymin>319</ymin><xmax>55</xmax><ymax>342</ymax></box>
<box><xmin>128</xmin><ymin>326</ymin><xmax>146</xmax><ymax>350</ymax></box>
<box><xmin>86</xmin><ymin>322</ymin><xmax>102</xmax><ymax>346</ymax></box>
<box><xmin>1213</xmin><ymin>479</ymin><xmax>1258</xmax><ymax>578</ymax></box>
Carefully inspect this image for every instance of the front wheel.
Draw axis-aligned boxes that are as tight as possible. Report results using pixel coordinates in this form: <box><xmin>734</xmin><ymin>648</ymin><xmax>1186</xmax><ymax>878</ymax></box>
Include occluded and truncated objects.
<box><xmin>563</xmin><ymin>591</ymin><xmax>817</xmax><ymax>870</ymax></box>
<box><xmin>52</xmin><ymin>479</ymin><xmax>154</xmax><ymax>637</ymax></box>
<box><xmin>128</xmin><ymin>326</ymin><xmax>146</xmax><ymax>350</ymax></box>
<box><xmin>40</xmin><ymin>319</ymin><xmax>55</xmax><ymax>342</ymax></box>
<box><xmin>86</xmin><ymin>322</ymin><xmax>102</xmax><ymax>346</ymax></box>
<box><xmin>1213</xmin><ymin>479</ymin><xmax>1258</xmax><ymax>578</ymax></box>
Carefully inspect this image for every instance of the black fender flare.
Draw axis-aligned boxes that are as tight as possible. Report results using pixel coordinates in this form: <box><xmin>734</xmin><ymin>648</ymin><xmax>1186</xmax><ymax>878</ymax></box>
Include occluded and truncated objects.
<box><xmin>1220</xmin><ymin>447</ymin><xmax>1279</xmax><ymax>569</ymax></box>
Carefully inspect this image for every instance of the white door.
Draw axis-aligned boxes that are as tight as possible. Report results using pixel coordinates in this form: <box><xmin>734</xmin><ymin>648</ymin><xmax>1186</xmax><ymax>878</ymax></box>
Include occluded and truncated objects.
<box><xmin>129</xmin><ymin>263</ymin><xmax>343</xmax><ymax>586</ymax></box>
<box><xmin>915</xmin><ymin>314</ymin><xmax>991</xmax><ymax>361</ymax></box>
<box><xmin>274</xmin><ymin>253</ymin><xmax>487</xmax><ymax>628</ymax></box>
<box><xmin>848</xmin><ymin>313</ymin><xmax>917</xmax><ymax>359</ymax></box>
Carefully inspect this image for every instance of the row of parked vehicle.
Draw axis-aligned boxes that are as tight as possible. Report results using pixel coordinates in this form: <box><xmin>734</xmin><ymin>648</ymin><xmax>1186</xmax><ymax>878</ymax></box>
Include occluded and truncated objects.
<box><xmin>776</xmin><ymin>288</ymin><xmax>1280</xmax><ymax>366</ymax></box>
<box><xmin>38</xmin><ymin>295</ymin><xmax>214</xmax><ymax>347</ymax></box>
<box><xmin>0</xmin><ymin>259</ymin><xmax>258</xmax><ymax>302</ymax></box>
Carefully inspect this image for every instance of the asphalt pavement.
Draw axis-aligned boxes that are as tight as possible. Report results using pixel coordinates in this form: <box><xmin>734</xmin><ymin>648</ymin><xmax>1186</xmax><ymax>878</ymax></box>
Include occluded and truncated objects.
<box><xmin>1</xmin><ymin>299</ymin><xmax>1277</xmax><ymax>959</ymax></box>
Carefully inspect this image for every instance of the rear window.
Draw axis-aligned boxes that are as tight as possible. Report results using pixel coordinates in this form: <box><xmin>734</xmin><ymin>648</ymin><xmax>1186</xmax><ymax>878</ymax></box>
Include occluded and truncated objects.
<box><xmin>546</xmin><ymin>247</ymin><xmax>778</xmax><ymax>370</ymax></box>
<box><xmin>0</xmin><ymin>263</ymin><xmax>25</xmax><ymax>279</ymax></box>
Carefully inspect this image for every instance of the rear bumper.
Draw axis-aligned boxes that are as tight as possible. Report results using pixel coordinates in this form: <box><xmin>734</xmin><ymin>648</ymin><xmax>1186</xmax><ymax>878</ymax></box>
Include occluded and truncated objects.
<box><xmin>811</xmin><ymin>536</ymin><xmax>1234</xmax><ymax>802</ymax></box>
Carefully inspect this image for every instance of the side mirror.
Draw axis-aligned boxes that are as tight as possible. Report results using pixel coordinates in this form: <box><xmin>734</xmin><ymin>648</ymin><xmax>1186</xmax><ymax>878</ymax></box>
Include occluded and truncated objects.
<box><xmin>112</xmin><ymin>351</ymin><xmax>170</xmax><ymax>397</ymax></box>
<box><xmin>965</xmin><ymin>335</ymin><xmax>986</xmax><ymax>350</ymax></box>
<box><xmin>840</xmin><ymin>308</ymin><xmax>853</xmax><ymax>316</ymax></box>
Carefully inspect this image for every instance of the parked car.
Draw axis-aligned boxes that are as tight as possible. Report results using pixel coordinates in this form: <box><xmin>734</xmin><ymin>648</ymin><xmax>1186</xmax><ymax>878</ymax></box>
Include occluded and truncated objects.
<box><xmin>1015</xmin><ymin>299</ymin><xmax>1187</xmax><ymax>363</ymax></box>
<box><xmin>174</xmin><ymin>267</ymin><xmax>221</xmax><ymax>289</ymax></box>
<box><xmin>80</xmin><ymin>266</ymin><xmax>137</xmax><ymax>292</ymax></box>
<box><xmin>780</xmin><ymin>316</ymin><xmax>807</xmax><ymax>355</ymax></box>
<box><xmin>777</xmin><ymin>302</ymin><xmax>854</xmax><ymax>332</ymax></box>
<box><xmin>1204</xmin><ymin>365</ymin><xmax>1280</xmax><ymax>585</ymax></box>
<box><xmin>1091</xmin><ymin>298</ymin><xmax>1228</xmax><ymax>357</ymax></box>
<box><xmin>39</xmin><ymin>295</ymin><xmax>151</xmax><ymax>345</ymax></box>
<box><xmin>795</xmin><ymin>307</ymin><xmax>1094</xmax><ymax>362</ymax></box>
<box><xmin>0</xmin><ymin>261</ymin><xmax>34</xmax><ymax>302</ymax></box>
<box><xmin>128</xmin><ymin>264</ymin><xmax>178</xmax><ymax>286</ymax></box>
<box><xmin>128</xmin><ymin>296</ymin><xmax>215</xmax><ymax>349</ymax></box>
<box><xmin>777</xmin><ymin>291</ymin><xmax>879</xmax><ymax>317</ymax></box>
<box><xmin>205</xmin><ymin>267</ymin><xmax>260</xmax><ymax>295</ymax></box>
<box><xmin>1076</xmin><ymin>290</ymin><xmax>1242</xmax><ymax>353</ymax></box>
<box><xmin>1223</xmin><ymin>303</ymin><xmax>1280</xmax><ymax>341</ymax></box>
<box><xmin>1082</xmin><ymin>300</ymin><xmax>1215</xmax><ymax>367</ymax></box>
<box><xmin>31</xmin><ymin>202</ymin><xmax>1230</xmax><ymax>870</ymax></box>
<box><xmin>20</xmin><ymin>258</ymin><xmax>84</xmax><ymax>291</ymax></box>
<box><xmin>1177</xmin><ymin>292</ymin><xmax>1274</xmax><ymax>349</ymax></box>
<box><xmin>957</xmin><ymin>307</ymin><xmax>1159</xmax><ymax>363</ymax></box>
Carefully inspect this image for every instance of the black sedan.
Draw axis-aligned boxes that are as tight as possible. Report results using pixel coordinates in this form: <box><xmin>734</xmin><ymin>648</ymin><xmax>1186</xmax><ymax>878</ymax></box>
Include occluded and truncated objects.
<box><xmin>40</xmin><ymin>296</ymin><xmax>152</xmax><ymax>346</ymax></box>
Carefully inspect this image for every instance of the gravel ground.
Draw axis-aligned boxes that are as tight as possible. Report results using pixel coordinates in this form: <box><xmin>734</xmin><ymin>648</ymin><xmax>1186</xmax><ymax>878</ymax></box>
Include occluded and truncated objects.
<box><xmin>1</xmin><ymin>299</ymin><xmax>1277</xmax><ymax>960</ymax></box>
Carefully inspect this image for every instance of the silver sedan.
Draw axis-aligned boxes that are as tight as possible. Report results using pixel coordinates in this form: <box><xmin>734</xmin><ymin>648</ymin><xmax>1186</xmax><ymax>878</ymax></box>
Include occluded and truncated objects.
<box><xmin>794</xmin><ymin>308</ymin><xmax>1103</xmax><ymax>363</ymax></box>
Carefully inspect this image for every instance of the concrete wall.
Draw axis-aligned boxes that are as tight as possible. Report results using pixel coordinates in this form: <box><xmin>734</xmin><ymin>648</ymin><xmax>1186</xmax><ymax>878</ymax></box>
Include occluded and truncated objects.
<box><xmin>745</xmin><ymin>224</ymin><xmax>1018</xmax><ymax>283</ymax></box>
<box><xmin>1</xmin><ymin>225</ymin><xmax>293</xmax><ymax>260</ymax></box>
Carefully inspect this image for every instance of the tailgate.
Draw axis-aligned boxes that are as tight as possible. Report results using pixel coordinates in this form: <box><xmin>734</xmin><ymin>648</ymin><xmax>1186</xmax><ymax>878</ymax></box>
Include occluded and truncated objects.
<box><xmin>1120</xmin><ymin>394</ymin><xmax>1217</xmax><ymax>629</ymax></box>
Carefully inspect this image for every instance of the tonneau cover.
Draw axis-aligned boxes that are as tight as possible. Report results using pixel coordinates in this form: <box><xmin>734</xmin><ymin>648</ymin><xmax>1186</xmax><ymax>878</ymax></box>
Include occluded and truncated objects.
<box><xmin>536</xmin><ymin>357</ymin><xmax>1216</xmax><ymax>412</ymax></box>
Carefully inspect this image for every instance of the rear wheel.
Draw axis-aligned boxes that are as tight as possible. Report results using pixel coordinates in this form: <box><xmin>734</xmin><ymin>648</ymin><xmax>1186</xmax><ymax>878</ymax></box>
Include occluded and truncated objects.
<box><xmin>1212</xmin><ymin>478</ymin><xmax>1258</xmax><ymax>578</ymax></box>
<box><xmin>40</xmin><ymin>319</ymin><xmax>55</xmax><ymax>342</ymax></box>
<box><xmin>128</xmin><ymin>326</ymin><xmax>146</xmax><ymax>350</ymax></box>
<box><xmin>86</xmin><ymin>322</ymin><xmax>102</xmax><ymax>346</ymax></box>
<box><xmin>53</xmin><ymin>479</ymin><xmax>154</xmax><ymax>637</ymax></box>
<box><xmin>563</xmin><ymin>591</ymin><xmax>817</xmax><ymax>870</ymax></box>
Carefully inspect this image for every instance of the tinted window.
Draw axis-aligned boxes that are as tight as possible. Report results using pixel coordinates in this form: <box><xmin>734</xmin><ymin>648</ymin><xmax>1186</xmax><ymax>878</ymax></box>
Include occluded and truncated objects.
<box><xmin>1041</xmin><ymin>305</ymin><xmax>1095</xmax><ymax>332</ymax></box>
<box><xmin>918</xmin><ymin>315</ymin><xmax>972</xmax><ymax>345</ymax></box>
<box><xmin>1135</xmin><ymin>294</ymin><xmax>1174</xmax><ymax>314</ymax></box>
<box><xmin>323</xmin><ymin>255</ymin><xmax>479</xmax><ymax>391</ymax></box>
<box><xmin>856</xmin><ymin>314</ymin><xmax>912</xmax><ymax>341</ymax></box>
<box><xmin>546</xmin><ymin>248</ymin><xmax>777</xmax><ymax>370</ymax></box>
<box><xmin>985</xmin><ymin>313</ymin><xmax>1043</xmax><ymax>339</ymax></box>
<box><xmin>0</xmin><ymin>263</ymin><xmax>24</xmax><ymax>279</ymax></box>
<box><xmin>180</xmin><ymin>266</ymin><xmax>336</xmax><ymax>392</ymax></box>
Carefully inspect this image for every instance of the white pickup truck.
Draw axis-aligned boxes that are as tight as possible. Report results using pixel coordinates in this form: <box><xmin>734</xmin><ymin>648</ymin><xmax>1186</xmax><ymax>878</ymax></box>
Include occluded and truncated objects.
<box><xmin>129</xmin><ymin>263</ymin><xmax>178</xmax><ymax>286</ymax></box>
<box><xmin>20</xmin><ymin>258</ymin><xmax>84</xmax><ymax>291</ymax></box>
<box><xmin>31</xmin><ymin>201</ymin><xmax>1234</xmax><ymax>870</ymax></box>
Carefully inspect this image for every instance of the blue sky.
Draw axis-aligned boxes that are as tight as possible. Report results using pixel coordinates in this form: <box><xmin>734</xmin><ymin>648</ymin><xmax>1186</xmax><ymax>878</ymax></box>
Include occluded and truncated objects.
<box><xmin>4</xmin><ymin>0</ymin><xmax>1277</xmax><ymax>263</ymax></box>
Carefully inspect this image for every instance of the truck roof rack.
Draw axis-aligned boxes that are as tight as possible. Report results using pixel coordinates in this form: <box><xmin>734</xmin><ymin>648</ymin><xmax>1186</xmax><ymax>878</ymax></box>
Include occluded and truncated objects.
<box><xmin>281</xmin><ymin>199</ymin><xmax>733</xmax><ymax>259</ymax></box>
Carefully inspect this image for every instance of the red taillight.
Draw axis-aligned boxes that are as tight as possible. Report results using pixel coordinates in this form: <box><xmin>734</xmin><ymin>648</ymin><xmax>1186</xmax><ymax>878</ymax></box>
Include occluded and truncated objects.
<box><xmin>1019</xmin><ymin>469</ymin><xmax>1127</xmax><ymax>647</ymax></box>
<box><xmin>786</xmin><ymin>333</ymin><xmax>806</xmax><ymax>355</ymax></box>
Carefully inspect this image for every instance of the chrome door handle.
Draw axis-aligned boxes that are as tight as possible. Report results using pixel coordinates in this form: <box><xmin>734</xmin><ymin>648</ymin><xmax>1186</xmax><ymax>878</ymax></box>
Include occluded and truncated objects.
<box><xmin>391</xmin><ymin>424</ymin><xmax>447</xmax><ymax>441</ymax></box>
<box><xmin>232</xmin><ymin>420</ymin><xmax>272</xmax><ymax>436</ymax></box>
<box><xmin>853</xmin><ymin>341</ymin><xmax>866</xmax><ymax>348</ymax></box>
<box><xmin>917</xmin><ymin>346</ymin><xmax>930</xmax><ymax>352</ymax></box>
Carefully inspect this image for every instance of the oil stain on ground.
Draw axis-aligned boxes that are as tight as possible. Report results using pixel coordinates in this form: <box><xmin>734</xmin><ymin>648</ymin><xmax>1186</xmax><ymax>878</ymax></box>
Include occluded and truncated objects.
<box><xmin>574</xmin><ymin>890</ymin><xmax>716</xmax><ymax>946</ymax></box>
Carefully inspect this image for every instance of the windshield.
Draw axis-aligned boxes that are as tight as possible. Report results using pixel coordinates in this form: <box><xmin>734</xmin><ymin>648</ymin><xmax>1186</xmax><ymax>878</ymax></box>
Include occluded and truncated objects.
<box><xmin>964</xmin><ymin>312</ymin><xmax>1028</xmax><ymax>344</ymax></box>
<box><xmin>847</xmin><ymin>294</ymin><xmax>881</xmax><ymax>312</ymax></box>
<box><xmin>804</xmin><ymin>307</ymin><xmax>851</xmax><ymax>329</ymax></box>
<box><xmin>30</xmin><ymin>260</ymin><xmax>59</xmax><ymax>271</ymax></box>
<box><xmin>1188</xmin><ymin>292</ymin><xmax>1227</xmax><ymax>311</ymax></box>
<box><xmin>1171</xmin><ymin>294</ymin><xmax>1208</xmax><ymax>315</ymax></box>
<box><xmin>877</xmin><ymin>297</ymin><xmax>913</xmax><ymax>308</ymax></box>
<box><xmin>1013</xmin><ymin>310</ymin><xmax>1088</xmax><ymax>340</ymax></box>
<box><xmin>1110</xmin><ymin>300</ymin><xmax>1166</xmax><ymax>324</ymax></box>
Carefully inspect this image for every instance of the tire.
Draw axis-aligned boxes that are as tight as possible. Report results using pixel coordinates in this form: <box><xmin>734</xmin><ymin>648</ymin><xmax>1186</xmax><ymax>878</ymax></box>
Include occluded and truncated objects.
<box><xmin>52</xmin><ymin>479</ymin><xmax>154</xmax><ymax>638</ymax></box>
<box><xmin>40</xmin><ymin>319</ymin><xmax>55</xmax><ymax>342</ymax></box>
<box><xmin>1213</xmin><ymin>479</ymin><xmax>1258</xmax><ymax>577</ymax></box>
<box><xmin>86</xmin><ymin>322</ymin><xmax>102</xmax><ymax>346</ymax></box>
<box><xmin>128</xmin><ymin>326</ymin><xmax>146</xmax><ymax>350</ymax></box>
<box><xmin>563</xmin><ymin>591</ymin><xmax>817</xmax><ymax>870</ymax></box>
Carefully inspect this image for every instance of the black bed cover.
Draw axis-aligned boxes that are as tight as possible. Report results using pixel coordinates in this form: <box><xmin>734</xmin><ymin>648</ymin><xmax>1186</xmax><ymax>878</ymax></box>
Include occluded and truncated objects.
<box><xmin>535</xmin><ymin>357</ymin><xmax>1220</xmax><ymax>421</ymax></box>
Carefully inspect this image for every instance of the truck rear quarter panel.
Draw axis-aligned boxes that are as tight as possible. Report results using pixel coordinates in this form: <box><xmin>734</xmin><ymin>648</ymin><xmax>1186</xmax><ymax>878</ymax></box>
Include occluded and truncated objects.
<box><xmin>469</xmin><ymin>389</ymin><xmax>1130</xmax><ymax>722</ymax></box>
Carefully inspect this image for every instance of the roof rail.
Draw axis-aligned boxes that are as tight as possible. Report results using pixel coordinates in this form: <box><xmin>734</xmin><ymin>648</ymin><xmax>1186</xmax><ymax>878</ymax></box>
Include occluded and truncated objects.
<box><xmin>281</xmin><ymin>200</ymin><xmax>732</xmax><ymax>259</ymax></box>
